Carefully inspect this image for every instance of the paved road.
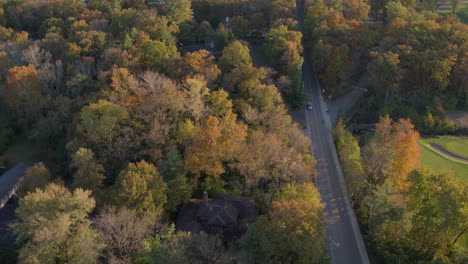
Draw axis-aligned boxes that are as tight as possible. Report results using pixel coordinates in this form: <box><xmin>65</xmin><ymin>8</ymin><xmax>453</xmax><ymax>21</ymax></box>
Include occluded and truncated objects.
<box><xmin>427</xmin><ymin>143</ymin><xmax>468</xmax><ymax>164</ymax></box>
<box><xmin>295</xmin><ymin>0</ymin><xmax>370</xmax><ymax>263</ymax></box>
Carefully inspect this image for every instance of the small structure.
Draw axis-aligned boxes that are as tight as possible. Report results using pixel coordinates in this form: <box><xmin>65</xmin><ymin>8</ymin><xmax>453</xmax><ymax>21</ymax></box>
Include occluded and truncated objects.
<box><xmin>146</xmin><ymin>0</ymin><xmax>166</xmax><ymax>6</ymax></box>
<box><xmin>0</xmin><ymin>163</ymin><xmax>29</xmax><ymax>208</ymax></box>
<box><xmin>176</xmin><ymin>193</ymin><xmax>257</xmax><ymax>240</ymax></box>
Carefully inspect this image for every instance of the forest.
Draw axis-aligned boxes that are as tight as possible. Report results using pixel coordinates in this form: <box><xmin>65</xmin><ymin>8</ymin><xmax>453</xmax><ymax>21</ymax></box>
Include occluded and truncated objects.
<box><xmin>0</xmin><ymin>0</ymin><xmax>466</xmax><ymax>263</ymax></box>
<box><xmin>0</xmin><ymin>0</ymin><xmax>326</xmax><ymax>263</ymax></box>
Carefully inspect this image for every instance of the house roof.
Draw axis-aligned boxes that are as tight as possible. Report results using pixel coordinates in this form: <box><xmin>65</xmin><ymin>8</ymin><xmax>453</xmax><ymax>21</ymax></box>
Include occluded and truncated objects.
<box><xmin>176</xmin><ymin>194</ymin><xmax>257</xmax><ymax>240</ymax></box>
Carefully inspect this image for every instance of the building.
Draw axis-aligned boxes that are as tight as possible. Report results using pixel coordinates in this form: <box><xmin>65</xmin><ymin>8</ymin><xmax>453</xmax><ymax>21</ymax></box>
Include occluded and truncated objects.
<box><xmin>176</xmin><ymin>193</ymin><xmax>257</xmax><ymax>240</ymax></box>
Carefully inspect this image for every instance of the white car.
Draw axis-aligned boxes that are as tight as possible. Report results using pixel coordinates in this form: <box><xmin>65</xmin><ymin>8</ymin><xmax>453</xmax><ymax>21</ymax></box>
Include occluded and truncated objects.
<box><xmin>306</xmin><ymin>101</ymin><xmax>313</xmax><ymax>110</ymax></box>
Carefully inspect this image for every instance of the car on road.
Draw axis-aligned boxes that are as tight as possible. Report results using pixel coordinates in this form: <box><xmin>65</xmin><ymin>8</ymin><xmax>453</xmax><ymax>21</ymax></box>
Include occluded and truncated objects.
<box><xmin>306</xmin><ymin>101</ymin><xmax>313</xmax><ymax>110</ymax></box>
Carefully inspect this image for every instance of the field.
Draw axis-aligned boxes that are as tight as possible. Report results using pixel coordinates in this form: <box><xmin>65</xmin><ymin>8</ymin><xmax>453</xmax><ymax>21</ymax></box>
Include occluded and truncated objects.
<box><xmin>420</xmin><ymin>136</ymin><xmax>468</xmax><ymax>158</ymax></box>
<box><xmin>419</xmin><ymin>139</ymin><xmax>468</xmax><ymax>181</ymax></box>
<box><xmin>438</xmin><ymin>2</ymin><xmax>468</xmax><ymax>23</ymax></box>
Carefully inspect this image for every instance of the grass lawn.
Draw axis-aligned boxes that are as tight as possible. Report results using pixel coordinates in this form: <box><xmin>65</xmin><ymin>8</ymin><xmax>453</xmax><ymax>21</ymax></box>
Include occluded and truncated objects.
<box><xmin>439</xmin><ymin>4</ymin><xmax>468</xmax><ymax>24</ymax></box>
<box><xmin>420</xmin><ymin>136</ymin><xmax>468</xmax><ymax>159</ymax></box>
<box><xmin>419</xmin><ymin>141</ymin><xmax>468</xmax><ymax>181</ymax></box>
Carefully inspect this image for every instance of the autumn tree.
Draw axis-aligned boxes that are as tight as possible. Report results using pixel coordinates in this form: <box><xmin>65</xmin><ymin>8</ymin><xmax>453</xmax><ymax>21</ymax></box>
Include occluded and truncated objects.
<box><xmin>233</xmin><ymin>131</ymin><xmax>313</xmax><ymax>206</ymax></box>
<box><xmin>181</xmin><ymin>49</ymin><xmax>221</xmax><ymax>84</ymax></box>
<box><xmin>16</xmin><ymin>164</ymin><xmax>52</xmax><ymax>197</ymax></box>
<box><xmin>71</xmin><ymin>148</ymin><xmax>105</xmax><ymax>192</ymax></box>
<box><xmin>114</xmin><ymin>160</ymin><xmax>167</xmax><ymax>215</ymax></box>
<box><xmin>255</xmin><ymin>198</ymin><xmax>327</xmax><ymax>264</ymax></box>
<box><xmin>12</xmin><ymin>183</ymin><xmax>103</xmax><ymax>264</ymax></box>
<box><xmin>96</xmin><ymin>206</ymin><xmax>159</xmax><ymax>263</ymax></box>
<box><xmin>2</xmin><ymin>65</ymin><xmax>44</xmax><ymax>130</ymax></box>
<box><xmin>362</xmin><ymin>115</ymin><xmax>420</xmax><ymax>192</ymax></box>
<box><xmin>390</xmin><ymin>129</ymin><xmax>420</xmax><ymax>190</ymax></box>
<box><xmin>106</xmin><ymin>67</ymin><xmax>138</xmax><ymax>101</ymax></box>
<box><xmin>184</xmin><ymin>113</ymin><xmax>247</xmax><ymax>186</ymax></box>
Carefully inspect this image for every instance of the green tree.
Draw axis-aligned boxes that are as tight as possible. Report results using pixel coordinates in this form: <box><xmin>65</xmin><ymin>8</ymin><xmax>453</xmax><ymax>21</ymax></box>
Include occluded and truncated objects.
<box><xmin>77</xmin><ymin>99</ymin><xmax>129</xmax><ymax>145</ymax></box>
<box><xmin>159</xmin><ymin>149</ymin><xmax>192</xmax><ymax>213</ymax></box>
<box><xmin>275</xmin><ymin>183</ymin><xmax>323</xmax><ymax>207</ymax></box>
<box><xmin>406</xmin><ymin>168</ymin><xmax>468</xmax><ymax>261</ymax></box>
<box><xmin>333</xmin><ymin>119</ymin><xmax>364</xmax><ymax>196</ymax></box>
<box><xmin>12</xmin><ymin>183</ymin><xmax>103</xmax><ymax>264</ymax></box>
<box><xmin>114</xmin><ymin>161</ymin><xmax>167</xmax><ymax>215</ymax></box>
<box><xmin>140</xmin><ymin>40</ymin><xmax>180</xmax><ymax>77</ymax></box>
<box><xmin>71</xmin><ymin>148</ymin><xmax>105</xmax><ymax>192</ymax></box>
<box><xmin>219</xmin><ymin>40</ymin><xmax>252</xmax><ymax>72</ymax></box>
<box><xmin>368</xmin><ymin>51</ymin><xmax>401</xmax><ymax>115</ymax></box>
<box><xmin>165</xmin><ymin>0</ymin><xmax>193</xmax><ymax>25</ymax></box>
<box><xmin>208</xmin><ymin>89</ymin><xmax>233</xmax><ymax>117</ymax></box>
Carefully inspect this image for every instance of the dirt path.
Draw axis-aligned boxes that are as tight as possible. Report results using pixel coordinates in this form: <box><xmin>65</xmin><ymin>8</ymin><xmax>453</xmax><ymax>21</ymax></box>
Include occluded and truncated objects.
<box><xmin>426</xmin><ymin>143</ymin><xmax>468</xmax><ymax>164</ymax></box>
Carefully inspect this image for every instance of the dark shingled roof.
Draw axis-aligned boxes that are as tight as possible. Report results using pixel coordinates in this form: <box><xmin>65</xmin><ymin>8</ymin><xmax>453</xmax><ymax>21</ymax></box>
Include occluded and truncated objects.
<box><xmin>0</xmin><ymin>163</ymin><xmax>29</xmax><ymax>208</ymax></box>
<box><xmin>176</xmin><ymin>194</ymin><xmax>257</xmax><ymax>241</ymax></box>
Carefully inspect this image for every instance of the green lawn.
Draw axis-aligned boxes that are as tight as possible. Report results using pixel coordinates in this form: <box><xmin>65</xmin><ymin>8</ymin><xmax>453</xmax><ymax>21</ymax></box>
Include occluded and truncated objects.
<box><xmin>419</xmin><ymin>141</ymin><xmax>468</xmax><ymax>181</ymax></box>
<box><xmin>439</xmin><ymin>4</ymin><xmax>468</xmax><ymax>24</ymax></box>
<box><xmin>420</xmin><ymin>136</ymin><xmax>468</xmax><ymax>159</ymax></box>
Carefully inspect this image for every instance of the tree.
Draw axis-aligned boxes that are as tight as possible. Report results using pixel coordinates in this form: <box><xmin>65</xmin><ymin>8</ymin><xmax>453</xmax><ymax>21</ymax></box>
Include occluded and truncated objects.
<box><xmin>233</xmin><ymin>131</ymin><xmax>313</xmax><ymax>206</ymax></box>
<box><xmin>12</xmin><ymin>183</ymin><xmax>103</xmax><ymax>264</ymax></box>
<box><xmin>185</xmin><ymin>77</ymin><xmax>209</xmax><ymax>121</ymax></box>
<box><xmin>182</xmin><ymin>49</ymin><xmax>221</xmax><ymax>84</ymax></box>
<box><xmin>114</xmin><ymin>160</ymin><xmax>167</xmax><ymax>215</ymax></box>
<box><xmin>219</xmin><ymin>41</ymin><xmax>252</xmax><ymax>72</ymax></box>
<box><xmin>208</xmin><ymin>89</ymin><xmax>233</xmax><ymax>117</ymax></box>
<box><xmin>77</xmin><ymin>99</ymin><xmax>129</xmax><ymax>146</ymax></box>
<box><xmin>360</xmin><ymin>181</ymin><xmax>411</xmax><ymax>263</ymax></box>
<box><xmin>71</xmin><ymin>148</ymin><xmax>105</xmax><ymax>192</ymax></box>
<box><xmin>96</xmin><ymin>206</ymin><xmax>158</xmax><ymax>263</ymax></box>
<box><xmin>255</xmin><ymin>199</ymin><xmax>327</xmax><ymax>264</ymax></box>
<box><xmin>450</xmin><ymin>0</ymin><xmax>461</xmax><ymax>13</ymax></box>
<box><xmin>76</xmin><ymin>30</ymin><xmax>107</xmax><ymax>57</ymax></box>
<box><xmin>333</xmin><ymin>119</ymin><xmax>364</xmax><ymax>195</ymax></box>
<box><xmin>159</xmin><ymin>148</ymin><xmax>192</xmax><ymax>212</ymax></box>
<box><xmin>368</xmin><ymin>51</ymin><xmax>401</xmax><ymax>115</ymax></box>
<box><xmin>362</xmin><ymin>116</ymin><xmax>419</xmax><ymax>192</ymax></box>
<box><xmin>390</xmin><ymin>129</ymin><xmax>420</xmax><ymax>190</ymax></box>
<box><xmin>165</xmin><ymin>0</ymin><xmax>193</xmax><ymax>25</ymax></box>
<box><xmin>16</xmin><ymin>164</ymin><xmax>52</xmax><ymax>197</ymax></box>
<box><xmin>275</xmin><ymin>182</ymin><xmax>322</xmax><ymax>206</ymax></box>
<box><xmin>140</xmin><ymin>40</ymin><xmax>180</xmax><ymax>77</ymax></box>
<box><xmin>184</xmin><ymin>113</ymin><xmax>247</xmax><ymax>184</ymax></box>
<box><xmin>406</xmin><ymin>168</ymin><xmax>468</xmax><ymax>261</ymax></box>
<box><xmin>107</xmin><ymin>67</ymin><xmax>138</xmax><ymax>101</ymax></box>
<box><xmin>2</xmin><ymin>65</ymin><xmax>44</xmax><ymax>130</ymax></box>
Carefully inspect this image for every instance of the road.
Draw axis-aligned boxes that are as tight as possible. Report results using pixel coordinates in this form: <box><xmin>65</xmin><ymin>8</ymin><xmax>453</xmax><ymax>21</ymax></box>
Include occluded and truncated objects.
<box><xmin>295</xmin><ymin>0</ymin><xmax>370</xmax><ymax>263</ymax></box>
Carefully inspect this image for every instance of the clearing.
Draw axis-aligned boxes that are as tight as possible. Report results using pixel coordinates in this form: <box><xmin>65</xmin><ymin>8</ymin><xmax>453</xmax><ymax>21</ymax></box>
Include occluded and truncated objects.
<box><xmin>419</xmin><ymin>138</ymin><xmax>468</xmax><ymax>181</ymax></box>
